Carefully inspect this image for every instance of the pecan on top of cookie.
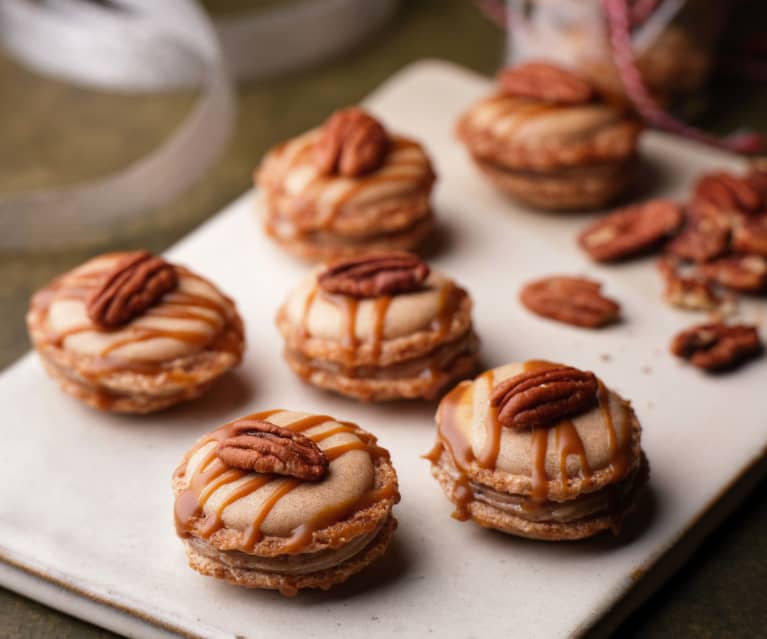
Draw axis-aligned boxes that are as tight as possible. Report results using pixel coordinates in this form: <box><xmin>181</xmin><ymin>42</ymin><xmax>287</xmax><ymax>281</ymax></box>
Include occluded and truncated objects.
<box><xmin>489</xmin><ymin>365</ymin><xmax>599</xmax><ymax>431</ymax></box>
<box><xmin>497</xmin><ymin>62</ymin><xmax>594</xmax><ymax>105</ymax></box>
<box><xmin>313</xmin><ymin>107</ymin><xmax>389</xmax><ymax>178</ymax></box>
<box><xmin>86</xmin><ymin>251</ymin><xmax>178</xmax><ymax>329</ymax></box>
<box><xmin>318</xmin><ymin>252</ymin><xmax>430</xmax><ymax>298</ymax></box>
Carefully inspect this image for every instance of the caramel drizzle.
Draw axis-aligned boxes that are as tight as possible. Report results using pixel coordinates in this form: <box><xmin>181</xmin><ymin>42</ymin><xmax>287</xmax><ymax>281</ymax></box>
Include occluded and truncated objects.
<box><xmin>279</xmin><ymin>136</ymin><xmax>431</xmax><ymax>230</ymax></box>
<box><xmin>431</xmin><ymin>360</ymin><xmax>608</xmax><ymax>514</ymax></box>
<box><xmin>36</xmin><ymin>264</ymin><xmax>233</xmax><ymax>367</ymax></box>
<box><xmin>174</xmin><ymin>411</ymin><xmax>394</xmax><ymax>553</ymax></box>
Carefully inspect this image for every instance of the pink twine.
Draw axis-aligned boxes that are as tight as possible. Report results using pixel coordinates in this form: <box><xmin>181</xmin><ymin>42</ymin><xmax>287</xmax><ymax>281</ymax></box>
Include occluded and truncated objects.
<box><xmin>602</xmin><ymin>0</ymin><xmax>764</xmax><ymax>153</ymax></box>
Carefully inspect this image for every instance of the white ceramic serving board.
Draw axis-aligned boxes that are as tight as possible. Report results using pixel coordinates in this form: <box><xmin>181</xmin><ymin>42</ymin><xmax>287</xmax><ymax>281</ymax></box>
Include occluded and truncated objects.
<box><xmin>0</xmin><ymin>61</ymin><xmax>764</xmax><ymax>639</ymax></box>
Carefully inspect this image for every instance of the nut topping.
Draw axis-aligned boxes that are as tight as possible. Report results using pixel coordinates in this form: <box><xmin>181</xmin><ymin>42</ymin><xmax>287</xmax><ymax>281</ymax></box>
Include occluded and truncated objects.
<box><xmin>701</xmin><ymin>255</ymin><xmax>767</xmax><ymax>293</ymax></box>
<box><xmin>318</xmin><ymin>252</ymin><xmax>430</xmax><ymax>298</ymax></box>
<box><xmin>489</xmin><ymin>365</ymin><xmax>599</xmax><ymax>431</ymax></box>
<box><xmin>86</xmin><ymin>251</ymin><xmax>178</xmax><ymax>329</ymax></box>
<box><xmin>671</xmin><ymin>323</ymin><xmax>763</xmax><ymax>371</ymax></box>
<box><xmin>217</xmin><ymin>420</ymin><xmax>328</xmax><ymax>481</ymax></box>
<box><xmin>498</xmin><ymin>62</ymin><xmax>594</xmax><ymax>105</ymax></box>
<box><xmin>519</xmin><ymin>276</ymin><xmax>620</xmax><ymax>328</ymax></box>
<box><xmin>578</xmin><ymin>199</ymin><xmax>682</xmax><ymax>262</ymax></box>
<box><xmin>694</xmin><ymin>172</ymin><xmax>763</xmax><ymax>215</ymax></box>
<box><xmin>313</xmin><ymin>107</ymin><xmax>389</xmax><ymax>177</ymax></box>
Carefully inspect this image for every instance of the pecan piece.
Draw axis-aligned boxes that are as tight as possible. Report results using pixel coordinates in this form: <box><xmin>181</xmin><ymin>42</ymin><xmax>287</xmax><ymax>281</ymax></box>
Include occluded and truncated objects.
<box><xmin>217</xmin><ymin>420</ymin><xmax>328</xmax><ymax>480</ymax></box>
<box><xmin>694</xmin><ymin>171</ymin><xmax>762</xmax><ymax>215</ymax></box>
<box><xmin>578</xmin><ymin>199</ymin><xmax>683</xmax><ymax>262</ymax></box>
<box><xmin>519</xmin><ymin>276</ymin><xmax>620</xmax><ymax>328</ymax></box>
<box><xmin>86</xmin><ymin>251</ymin><xmax>178</xmax><ymax>329</ymax></box>
<box><xmin>658</xmin><ymin>257</ymin><xmax>721</xmax><ymax>311</ymax></box>
<box><xmin>701</xmin><ymin>255</ymin><xmax>767</xmax><ymax>293</ymax></box>
<box><xmin>313</xmin><ymin>107</ymin><xmax>389</xmax><ymax>177</ymax></box>
<box><xmin>498</xmin><ymin>62</ymin><xmax>594</xmax><ymax>105</ymax></box>
<box><xmin>732</xmin><ymin>215</ymin><xmax>767</xmax><ymax>256</ymax></box>
<box><xmin>666</xmin><ymin>210</ymin><xmax>730</xmax><ymax>262</ymax></box>
<box><xmin>318</xmin><ymin>252</ymin><xmax>430</xmax><ymax>298</ymax></box>
<box><xmin>489</xmin><ymin>366</ymin><xmax>599</xmax><ymax>431</ymax></box>
<box><xmin>671</xmin><ymin>323</ymin><xmax>763</xmax><ymax>371</ymax></box>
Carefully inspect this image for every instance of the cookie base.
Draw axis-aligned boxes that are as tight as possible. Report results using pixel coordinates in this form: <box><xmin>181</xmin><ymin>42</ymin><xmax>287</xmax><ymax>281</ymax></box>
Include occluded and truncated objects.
<box><xmin>183</xmin><ymin>514</ymin><xmax>397</xmax><ymax>595</ymax></box>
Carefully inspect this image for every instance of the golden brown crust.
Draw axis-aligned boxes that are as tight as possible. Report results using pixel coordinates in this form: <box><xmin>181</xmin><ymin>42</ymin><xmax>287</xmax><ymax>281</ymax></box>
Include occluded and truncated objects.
<box><xmin>183</xmin><ymin>515</ymin><xmax>397</xmax><ymax>594</ymax></box>
<box><xmin>430</xmin><ymin>455</ymin><xmax>648</xmax><ymax>540</ymax></box>
<box><xmin>27</xmin><ymin>306</ymin><xmax>244</xmax><ymax>414</ymax></box>
<box><xmin>172</xmin><ymin>432</ymin><xmax>398</xmax><ymax>557</ymax></box>
<box><xmin>474</xmin><ymin>157</ymin><xmax>636</xmax><ymax>211</ymax></box>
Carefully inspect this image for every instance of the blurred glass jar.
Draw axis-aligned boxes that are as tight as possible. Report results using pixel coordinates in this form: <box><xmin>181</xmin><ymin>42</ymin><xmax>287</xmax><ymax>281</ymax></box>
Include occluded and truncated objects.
<box><xmin>506</xmin><ymin>0</ymin><xmax>726</xmax><ymax>106</ymax></box>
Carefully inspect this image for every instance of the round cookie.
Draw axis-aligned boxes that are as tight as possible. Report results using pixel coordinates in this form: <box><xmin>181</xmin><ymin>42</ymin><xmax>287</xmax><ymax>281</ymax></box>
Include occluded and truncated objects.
<box><xmin>276</xmin><ymin>252</ymin><xmax>479</xmax><ymax>402</ymax></box>
<box><xmin>256</xmin><ymin>107</ymin><xmax>436</xmax><ymax>260</ymax></box>
<box><xmin>426</xmin><ymin>361</ymin><xmax>649</xmax><ymax>540</ymax></box>
<box><xmin>26</xmin><ymin>251</ymin><xmax>244</xmax><ymax>413</ymax></box>
<box><xmin>457</xmin><ymin>63</ymin><xmax>643</xmax><ymax>211</ymax></box>
<box><xmin>173</xmin><ymin>409</ymin><xmax>400</xmax><ymax>595</ymax></box>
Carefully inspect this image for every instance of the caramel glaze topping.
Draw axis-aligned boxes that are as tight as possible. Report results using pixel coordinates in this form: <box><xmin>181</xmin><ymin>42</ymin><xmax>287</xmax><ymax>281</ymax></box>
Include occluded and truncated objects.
<box><xmin>427</xmin><ymin>361</ymin><xmax>632</xmax><ymax>520</ymax></box>
<box><xmin>261</xmin><ymin>133</ymin><xmax>434</xmax><ymax>239</ymax></box>
<box><xmin>31</xmin><ymin>257</ymin><xmax>240</xmax><ymax>388</ymax></box>
<box><xmin>173</xmin><ymin>410</ymin><xmax>398</xmax><ymax>554</ymax></box>
<box><xmin>295</xmin><ymin>277</ymin><xmax>460</xmax><ymax>372</ymax></box>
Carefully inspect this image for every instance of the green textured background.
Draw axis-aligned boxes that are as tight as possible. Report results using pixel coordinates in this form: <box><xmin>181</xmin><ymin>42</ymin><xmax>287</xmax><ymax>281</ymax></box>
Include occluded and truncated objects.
<box><xmin>1</xmin><ymin>1</ymin><xmax>766</xmax><ymax>637</ymax></box>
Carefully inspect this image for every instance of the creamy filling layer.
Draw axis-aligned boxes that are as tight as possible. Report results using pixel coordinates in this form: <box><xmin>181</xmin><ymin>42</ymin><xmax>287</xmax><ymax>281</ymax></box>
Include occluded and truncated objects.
<box><xmin>444</xmin><ymin>461</ymin><xmax>641</xmax><ymax>524</ymax></box>
<box><xmin>187</xmin><ymin>524</ymin><xmax>382</xmax><ymax>575</ymax></box>
<box><xmin>287</xmin><ymin>331</ymin><xmax>477</xmax><ymax>381</ymax></box>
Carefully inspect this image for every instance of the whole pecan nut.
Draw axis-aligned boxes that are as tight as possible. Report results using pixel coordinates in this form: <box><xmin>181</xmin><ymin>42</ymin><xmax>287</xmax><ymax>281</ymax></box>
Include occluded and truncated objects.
<box><xmin>313</xmin><ymin>107</ymin><xmax>389</xmax><ymax>177</ymax></box>
<box><xmin>217</xmin><ymin>420</ymin><xmax>328</xmax><ymax>480</ymax></box>
<box><xmin>579</xmin><ymin>199</ymin><xmax>682</xmax><ymax>262</ymax></box>
<box><xmin>498</xmin><ymin>62</ymin><xmax>594</xmax><ymax>105</ymax></box>
<box><xmin>671</xmin><ymin>322</ymin><xmax>763</xmax><ymax>371</ymax></box>
<box><xmin>701</xmin><ymin>255</ymin><xmax>767</xmax><ymax>293</ymax></box>
<box><xmin>318</xmin><ymin>252</ymin><xmax>430</xmax><ymax>298</ymax></box>
<box><xmin>86</xmin><ymin>251</ymin><xmax>178</xmax><ymax>329</ymax></box>
<box><xmin>519</xmin><ymin>276</ymin><xmax>620</xmax><ymax>328</ymax></box>
<box><xmin>694</xmin><ymin>171</ymin><xmax>762</xmax><ymax>215</ymax></box>
<box><xmin>489</xmin><ymin>365</ymin><xmax>599</xmax><ymax>431</ymax></box>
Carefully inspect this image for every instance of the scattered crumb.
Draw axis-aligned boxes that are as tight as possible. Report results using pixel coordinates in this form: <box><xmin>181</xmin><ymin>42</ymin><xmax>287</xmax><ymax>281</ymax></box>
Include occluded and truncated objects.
<box><xmin>630</xmin><ymin>567</ymin><xmax>647</xmax><ymax>582</ymax></box>
<box><xmin>600</xmin><ymin>353</ymin><xmax>612</xmax><ymax>362</ymax></box>
<box><xmin>641</xmin><ymin>365</ymin><xmax>652</xmax><ymax>374</ymax></box>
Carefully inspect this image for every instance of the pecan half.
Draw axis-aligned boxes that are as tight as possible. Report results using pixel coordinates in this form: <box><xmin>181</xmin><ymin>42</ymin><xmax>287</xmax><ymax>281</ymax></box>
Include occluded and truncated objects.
<box><xmin>519</xmin><ymin>276</ymin><xmax>620</xmax><ymax>328</ymax></box>
<box><xmin>489</xmin><ymin>366</ymin><xmax>599</xmax><ymax>431</ymax></box>
<box><xmin>732</xmin><ymin>215</ymin><xmax>767</xmax><ymax>256</ymax></box>
<box><xmin>666</xmin><ymin>210</ymin><xmax>730</xmax><ymax>263</ymax></box>
<box><xmin>578</xmin><ymin>199</ymin><xmax>683</xmax><ymax>262</ymax></box>
<box><xmin>318</xmin><ymin>252</ymin><xmax>430</xmax><ymax>298</ymax></box>
<box><xmin>658</xmin><ymin>257</ymin><xmax>721</xmax><ymax>311</ymax></box>
<box><xmin>313</xmin><ymin>107</ymin><xmax>389</xmax><ymax>177</ymax></box>
<box><xmin>694</xmin><ymin>171</ymin><xmax>762</xmax><ymax>215</ymax></box>
<box><xmin>498</xmin><ymin>62</ymin><xmax>594</xmax><ymax>105</ymax></box>
<box><xmin>671</xmin><ymin>322</ymin><xmax>763</xmax><ymax>371</ymax></box>
<box><xmin>86</xmin><ymin>251</ymin><xmax>178</xmax><ymax>329</ymax></box>
<box><xmin>217</xmin><ymin>420</ymin><xmax>328</xmax><ymax>480</ymax></box>
<box><xmin>701</xmin><ymin>255</ymin><xmax>767</xmax><ymax>293</ymax></box>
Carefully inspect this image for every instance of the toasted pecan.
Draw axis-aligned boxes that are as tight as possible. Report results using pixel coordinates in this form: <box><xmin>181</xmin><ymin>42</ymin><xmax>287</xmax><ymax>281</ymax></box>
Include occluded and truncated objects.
<box><xmin>671</xmin><ymin>322</ymin><xmax>763</xmax><ymax>371</ymax></box>
<box><xmin>700</xmin><ymin>255</ymin><xmax>767</xmax><ymax>293</ymax></box>
<box><xmin>318</xmin><ymin>252</ymin><xmax>430</xmax><ymax>298</ymax></box>
<box><xmin>579</xmin><ymin>199</ymin><xmax>682</xmax><ymax>262</ymax></box>
<box><xmin>498</xmin><ymin>62</ymin><xmax>594</xmax><ymax>105</ymax></box>
<box><xmin>489</xmin><ymin>365</ymin><xmax>599</xmax><ymax>430</ymax></box>
<box><xmin>217</xmin><ymin>420</ymin><xmax>328</xmax><ymax>480</ymax></box>
<box><xmin>520</xmin><ymin>276</ymin><xmax>620</xmax><ymax>328</ymax></box>
<box><xmin>86</xmin><ymin>251</ymin><xmax>178</xmax><ymax>329</ymax></box>
<box><xmin>314</xmin><ymin>107</ymin><xmax>389</xmax><ymax>177</ymax></box>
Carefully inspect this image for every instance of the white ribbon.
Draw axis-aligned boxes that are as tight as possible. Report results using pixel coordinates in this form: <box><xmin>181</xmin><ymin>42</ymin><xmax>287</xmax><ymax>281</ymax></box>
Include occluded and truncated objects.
<box><xmin>0</xmin><ymin>0</ymin><xmax>397</xmax><ymax>250</ymax></box>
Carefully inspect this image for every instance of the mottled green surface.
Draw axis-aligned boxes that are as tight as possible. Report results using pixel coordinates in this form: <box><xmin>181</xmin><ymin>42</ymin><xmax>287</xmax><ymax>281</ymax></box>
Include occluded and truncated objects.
<box><xmin>1</xmin><ymin>0</ymin><xmax>766</xmax><ymax>637</ymax></box>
